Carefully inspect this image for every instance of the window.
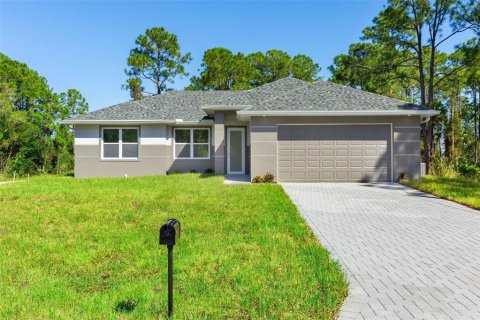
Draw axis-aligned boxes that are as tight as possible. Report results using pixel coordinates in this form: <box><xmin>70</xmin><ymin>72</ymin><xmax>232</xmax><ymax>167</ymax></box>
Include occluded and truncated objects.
<box><xmin>174</xmin><ymin>128</ymin><xmax>210</xmax><ymax>159</ymax></box>
<box><xmin>102</xmin><ymin>128</ymin><xmax>138</xmax><ymax>159</ymax></box>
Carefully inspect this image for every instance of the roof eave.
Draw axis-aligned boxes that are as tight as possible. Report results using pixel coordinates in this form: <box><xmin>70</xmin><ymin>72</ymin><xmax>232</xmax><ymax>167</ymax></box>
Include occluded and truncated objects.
<box><xmin>236</xmin><ymin>109</ymin><xmax>440</xmax><ymax>120</ymax></box>
<box><xmin>201</xmin><ymin>104</ymin><xmax>251</xmax><ymax>115</ymax></box>
<box><xmin>60</xmin><ymin>119</ymin><xmax>176</xmax><ymax>125</ymax></box>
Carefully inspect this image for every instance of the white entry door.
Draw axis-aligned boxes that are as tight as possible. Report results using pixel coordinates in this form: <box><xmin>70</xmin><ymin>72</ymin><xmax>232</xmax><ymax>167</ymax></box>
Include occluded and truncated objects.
<box><xmin>227</xmin><ymin>128</ymin><xmax>245</xmax><ymax>174</ymax></box>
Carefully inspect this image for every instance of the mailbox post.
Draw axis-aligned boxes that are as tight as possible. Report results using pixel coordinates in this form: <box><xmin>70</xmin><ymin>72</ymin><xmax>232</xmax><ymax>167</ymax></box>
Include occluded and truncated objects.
<box><xmin>159</xmin><ymin>219</ymin><xmax>181</xmax><ymax>318</ymax></box>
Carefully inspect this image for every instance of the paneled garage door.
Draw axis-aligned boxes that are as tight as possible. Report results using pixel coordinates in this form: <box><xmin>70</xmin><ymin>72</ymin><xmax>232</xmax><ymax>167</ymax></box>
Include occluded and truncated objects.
<box><xmin>277</xmin><ymin>125</ymin><xmax>391</xmax><ymax>182</ymax></box>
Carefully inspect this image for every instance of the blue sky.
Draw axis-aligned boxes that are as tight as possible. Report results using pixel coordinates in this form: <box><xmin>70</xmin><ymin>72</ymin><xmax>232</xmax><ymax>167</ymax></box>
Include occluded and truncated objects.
<box><xmin>0</xmin><ymin>1</ymin><xmax>474</xmax><ymax>111</ymax></box>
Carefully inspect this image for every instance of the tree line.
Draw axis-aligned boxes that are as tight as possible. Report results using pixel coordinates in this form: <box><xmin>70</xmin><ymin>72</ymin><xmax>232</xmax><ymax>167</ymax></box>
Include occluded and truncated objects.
<box><xmin>0</xmin><ymin>53</ymin><xmax>88</xmax><ymax>176</ymax></box>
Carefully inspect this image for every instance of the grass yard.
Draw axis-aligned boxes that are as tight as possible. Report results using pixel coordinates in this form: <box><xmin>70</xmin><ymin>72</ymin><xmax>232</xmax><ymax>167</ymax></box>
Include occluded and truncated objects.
<box><xmin>0</xmin><ymin>174</ymin><xmax>347</xmax><ymax>319</ymax></box>
<box><xmin>403</xmin><ymin>175</ymin><xmax>480</xmax><ymax>210</ymax></box>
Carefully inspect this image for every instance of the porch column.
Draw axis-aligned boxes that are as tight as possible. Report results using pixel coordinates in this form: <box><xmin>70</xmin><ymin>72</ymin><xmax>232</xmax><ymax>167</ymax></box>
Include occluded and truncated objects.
<box><xmin>214</xmin><ymin>112</ymin><xmax>225</xmax><ymax>174</ymax></box>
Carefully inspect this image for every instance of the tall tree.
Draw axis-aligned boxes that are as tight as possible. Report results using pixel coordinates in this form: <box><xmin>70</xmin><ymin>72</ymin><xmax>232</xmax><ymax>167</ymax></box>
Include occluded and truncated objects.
<box><xmin>291</xmin><ymin>54</ymin><xmax>322</xmax><ymax>82</ymax></box>
<box><xmin>247</xmin><ymin>50</ymin><xmax>320</xmax><ymax>87</ymax></box>
<box><xmin>125</xmin><ymin>27</ymin><xmax>192</xmax><ymax>98</ymax></box>
<box><xmin>339</xmin><ymin>0</ymin><xmax>477</xmax><ymax>172</ymax></box>
<box><xmin>248</xmin><ymin>50</ymin><xmax>292</xmax><ymax>86</ymax></box>
<box><xmin>188</xmin><ymin>48</ymin><xmax>253</xmax><ymax>90</ymax></box>
<box><xmin>458</xmin><ymin>37</ymin><xmax>480</xmax><ymax>162</ymax></box>
<box><xmin>329</xmin><ymin>42</ymin><xmax>419</xmax><ymax>100</ymax></box>
<box><xmin>125</xmin><ymin>78</ymin><xmax>144</xmax><ymax>101</ymax></box>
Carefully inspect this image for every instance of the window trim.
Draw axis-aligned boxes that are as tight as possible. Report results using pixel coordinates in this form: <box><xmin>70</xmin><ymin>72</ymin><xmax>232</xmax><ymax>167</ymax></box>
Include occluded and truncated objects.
<box><xmin>174</xmin><ymin>128</ymin><xmax>211</xmax><ymax>160</ymax></box>
<box><xmin>101</xmin><ymin>127</ymin><xmax>139</xmax><ymax>160</ymax></box>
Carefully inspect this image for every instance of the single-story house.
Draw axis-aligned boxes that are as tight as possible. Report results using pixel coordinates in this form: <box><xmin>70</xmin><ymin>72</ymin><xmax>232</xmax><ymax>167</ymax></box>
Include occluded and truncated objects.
<box><xmin>63</xmin><ymin>78</ymin><xmax>439</xmax><ymax>182</ymax></box>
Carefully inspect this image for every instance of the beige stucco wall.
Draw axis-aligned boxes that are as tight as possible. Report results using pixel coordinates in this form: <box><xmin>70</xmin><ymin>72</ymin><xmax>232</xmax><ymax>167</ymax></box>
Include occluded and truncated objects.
<box><xmin>249</xmin><ymin>116</ymin><xmax>422</xmax><ymax>182</ymax></box>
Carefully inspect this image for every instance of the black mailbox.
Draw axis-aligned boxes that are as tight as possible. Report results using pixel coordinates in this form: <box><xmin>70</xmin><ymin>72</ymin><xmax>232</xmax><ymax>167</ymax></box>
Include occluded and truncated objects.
<box><xmin>159</xmin><ymin>219</ymin><xmax>181</xmax><ymax>246</ymax></box>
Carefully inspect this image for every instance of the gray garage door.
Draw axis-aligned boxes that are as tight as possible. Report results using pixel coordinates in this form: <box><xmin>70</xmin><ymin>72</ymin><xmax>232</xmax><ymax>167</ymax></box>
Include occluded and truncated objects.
<box><xmin>277</xmin><ymin>125</ymin><xmax>391</xmax><ymax>182</ymax></box>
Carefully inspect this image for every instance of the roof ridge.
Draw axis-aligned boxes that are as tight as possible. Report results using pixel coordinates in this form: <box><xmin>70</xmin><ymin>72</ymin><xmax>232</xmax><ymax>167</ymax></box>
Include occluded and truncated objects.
<box><xmin>252</xmin><ymin>78</ymin><xmax>316</xmax><ymax>106</ymax></box>
<box><xmin>316</xmin><ymin>80</ymin><xmax>422</xmax><ymax>108</ymax></box>
<box><xmin>249</xmin><ymin>76</ymin><xmax>309</xmax><ymax>91</ymax></box>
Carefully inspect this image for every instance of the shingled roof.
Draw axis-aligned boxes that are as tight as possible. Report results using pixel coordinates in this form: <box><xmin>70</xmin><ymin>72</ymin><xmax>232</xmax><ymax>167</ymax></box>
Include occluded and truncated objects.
<box><xmin>68</xmin><ymin>78</ymin><xmax>435</xmax><ymax>123</ymax></box>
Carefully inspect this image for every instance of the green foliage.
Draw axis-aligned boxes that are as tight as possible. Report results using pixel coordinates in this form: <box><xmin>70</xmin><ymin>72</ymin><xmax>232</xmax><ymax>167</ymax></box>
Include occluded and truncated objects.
<box><xmin>329</xmin><ymin>42</ymin><xmax>418</xmax><ymax>100</ymax></box>
<box><xmin>188</xmin><ymin>48</ymin><xmax>320</xmax><ymax>90</ymax></box>
<box><xmin>125</xmin><ymin>78</ymin><xmax>143</xmax><ymax>101</ymax></box>
<box><xmin>291</xmin><ymin>54</ymin><xmax>321</xmax><ymax>81</ymax></box>
<box><xmin>248</xmin><ymin>50</ymin><xmax>320</xmax><ymax>87</ymax></box>
<box><xmin>0</xmin><ymin>174</ymin><xmax>348</xmax><ymax>318</ymax></box>
<box><xmin>457</xmin><ymin>161</ymin><xmax>480</xmax><ymax>179</ymax></box>
<box><xmin>430</xmin><ymin>157</ymin><xmax>459</xmax><ymax>178</ymax></box>
<box><xmin>430</xmin><ymin>157</ymin><xmax>480</xmax><ymax>180</ymax></box>
<box><xmin>188</xmin><ymin>47</ymin><xmax>253</xmax><ymax>90</ymax></box>
<box><xmin>125</xmin><ymin>27</ymin><xmax>192</xmax><ymax>96</ymax></box>
<box><xmin>0</xmin><ymin>53</ymin><xmax>52</xmax><ymax>112</ymax></box>
<box><xmin>248</xmin><ymin>50</ymin><xmax>292</xmax><ymax>86</ymax></box>
<box><xmin>0</xmin><ymin>54</ymin><xmax>88</xmax><ymax>176</ymax></box>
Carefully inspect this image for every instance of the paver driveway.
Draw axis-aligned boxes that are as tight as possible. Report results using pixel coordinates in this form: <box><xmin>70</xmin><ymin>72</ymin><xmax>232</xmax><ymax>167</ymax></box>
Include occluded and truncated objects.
<box><xmin>281</xmin><ymin>183</ymin><xmax>480</xmax><ymax>320</ymax></box>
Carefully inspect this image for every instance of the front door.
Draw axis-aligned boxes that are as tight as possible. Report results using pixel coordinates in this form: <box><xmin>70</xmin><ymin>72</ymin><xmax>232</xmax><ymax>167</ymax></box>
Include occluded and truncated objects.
<box><xmin>227</xmin><ymin>128</ymin><xmax>245</xmax><ymax>174</ymax></box>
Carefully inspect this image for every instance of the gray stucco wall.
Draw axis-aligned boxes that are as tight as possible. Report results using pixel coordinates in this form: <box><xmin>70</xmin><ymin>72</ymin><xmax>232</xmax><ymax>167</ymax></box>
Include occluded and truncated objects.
<box><xmin>74</xmin><ymin>115</ymin><xmax>421</xmax><ymax>181</ymax></box>
<box><xmin>249</xmin><ymin>116</ymin><xmax>421</xmax><ymax>182</ymax></box>
<box><xmin>211</xmin><ymin>111</ymin><xmax>250</xmax><ymax>175</ymax></box>
<box><xmin>74</xmin><ymin>124</ymin><xmax>214</xmax><ymax>178</ymax></box>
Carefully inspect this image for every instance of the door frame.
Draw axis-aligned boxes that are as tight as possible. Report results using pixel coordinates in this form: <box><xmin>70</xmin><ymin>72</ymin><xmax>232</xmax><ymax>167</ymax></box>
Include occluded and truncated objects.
<box><xmin>227</xmin><ymin>127</ymin><xmax>245</xmax><ymax>174</ymax></box>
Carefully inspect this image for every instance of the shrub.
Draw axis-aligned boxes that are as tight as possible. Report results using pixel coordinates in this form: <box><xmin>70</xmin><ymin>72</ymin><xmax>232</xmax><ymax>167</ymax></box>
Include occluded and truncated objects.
<box><xmin>5</xmin><ymin>151</ymin><xmax>38</xmax><ymax>176</ymax></box>
<box><xmin>263</xmin><ymin>172</ymin><xmax>274</xmax><ymax>183</ymax></box>
<box><xmin>252</xmin><ymin>175</ymin><xmax>264</xmax><ymax>183</ymax></box>
<box><xmin>205</xmin><ymin>168</ymin><xmax>214</xmax><ymax>174</ymax></box>
<box><xmin>430</xmin><ymin>157</ymin><xmax>457</xmax><ymax>178</ymax></box>
<box><xmin>252</xmin><ymin>173</ymin><xmax>275</xmax><ymax>183</ymax></box>
<box><xmin>64</xmin><ymin>171</ymin><xmax>74</xmax><ymax>177</ymax></box>
<box><xmin>189</xmin><ymin>169</ymin><xmax>198</xmax><ymax>173</ymax></box>
<box><xmin>458</xmin><ymin>161</ymin><xmax>480</xmax><ymax>179</ymax></box>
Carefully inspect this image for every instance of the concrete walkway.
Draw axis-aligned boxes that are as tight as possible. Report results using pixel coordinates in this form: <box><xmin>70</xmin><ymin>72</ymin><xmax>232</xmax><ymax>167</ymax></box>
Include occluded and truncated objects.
<box><xmin>0</xmin><ymin>180</ymin><xmax>26</xmax><ymax>186</ymax></box>
<box><xmin>281</xmin><ymin>183</ymin><xmax>480</xmax><ymax>320</ymax></box>
<box><xmin>224</xmin><ymin>174</ymin><xmax>250</xmax><ymax>184</ymax></box>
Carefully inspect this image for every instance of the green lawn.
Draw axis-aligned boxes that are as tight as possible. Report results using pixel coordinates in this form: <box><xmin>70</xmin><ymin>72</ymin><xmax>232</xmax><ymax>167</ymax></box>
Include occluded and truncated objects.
<box><xmin>403</xmin><ymin>175</ymin><xmax>480</xmax><ymax>210</ymax></box>
<box><xmin>0</xmin><ymin>174</ymin><xmax>347</xmax><ymax>319</ymax></box>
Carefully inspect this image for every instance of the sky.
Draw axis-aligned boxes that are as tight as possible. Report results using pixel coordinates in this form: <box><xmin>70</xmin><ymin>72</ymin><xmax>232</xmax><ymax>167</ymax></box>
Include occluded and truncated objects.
<box><xmin>0</xmin><ymin>0</ymin><xmax>475</xmax><ymax>111</ymax></box>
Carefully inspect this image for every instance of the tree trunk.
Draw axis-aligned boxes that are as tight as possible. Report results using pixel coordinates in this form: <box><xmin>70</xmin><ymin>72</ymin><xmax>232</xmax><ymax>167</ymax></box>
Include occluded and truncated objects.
<box><xmin>416</xmin><ymin>30</ymin><xmax>430</xmax><ymax>173</ymax></box>
<box><xmin>475</xmin><ymin>85</ymin><xmax>478</xmax><ymax>163</ymax></box>
<box><xmin>425</xmin><ymin>31</ymin><xmax>437</xmax><ymax>173</ymax></box>
<box><xmin>450</xmin><ymin>98</ymin><xmax>455</xmax><ymax>159</ymax></box>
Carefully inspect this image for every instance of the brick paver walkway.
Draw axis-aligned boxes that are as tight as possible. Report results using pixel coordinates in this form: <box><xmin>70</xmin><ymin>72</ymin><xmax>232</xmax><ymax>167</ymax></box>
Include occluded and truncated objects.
<box><xmin>281</xmin><ymin>183</ymin><xmax>480</xmax><ymax>320</ymax></box>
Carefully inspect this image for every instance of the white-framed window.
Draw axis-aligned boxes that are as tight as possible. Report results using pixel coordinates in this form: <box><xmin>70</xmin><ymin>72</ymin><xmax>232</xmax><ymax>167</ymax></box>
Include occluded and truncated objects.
<box><xmin>101</xmin><ymin>127</ymin><xmax>139</xmax><ymax>159</ymax></box>
<box><xmin>174</xmin><ymin>128</ymin><xmax>210</xmax><ymax>159</ymax></box>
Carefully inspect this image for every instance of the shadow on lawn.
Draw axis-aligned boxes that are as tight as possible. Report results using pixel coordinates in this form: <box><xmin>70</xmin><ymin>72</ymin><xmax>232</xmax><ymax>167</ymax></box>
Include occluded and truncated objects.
<box><xmin>115</xmin><ymin>300</ymin><xmax>137</xmax><ymax>313</ymax></box>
